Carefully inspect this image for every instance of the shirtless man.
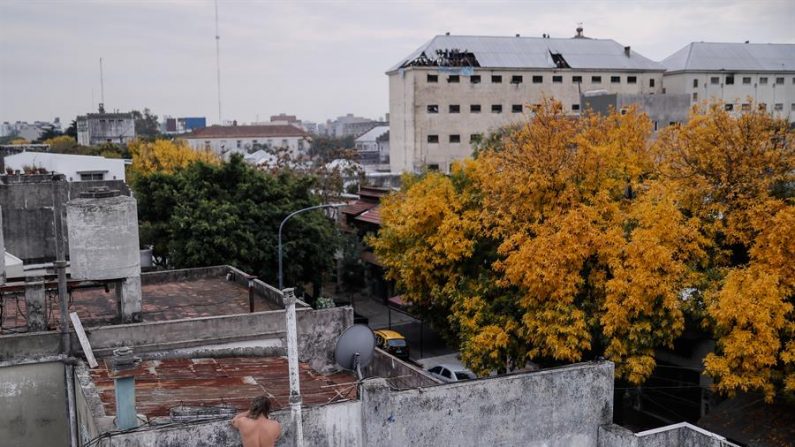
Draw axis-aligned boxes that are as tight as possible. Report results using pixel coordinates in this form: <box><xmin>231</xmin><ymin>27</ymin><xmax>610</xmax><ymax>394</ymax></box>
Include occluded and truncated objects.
<box><xmin>231</xmin><ymin>395</ymin><xmax>282</xmax><ymax>447</ymax></box>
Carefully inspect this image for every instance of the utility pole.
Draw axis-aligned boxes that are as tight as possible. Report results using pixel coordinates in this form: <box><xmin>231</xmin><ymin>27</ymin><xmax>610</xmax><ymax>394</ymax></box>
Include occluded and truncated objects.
<box><xmin>214</xmin><ymin>0</ymin><xmax>222</xmax><ymax>123</ymax></box>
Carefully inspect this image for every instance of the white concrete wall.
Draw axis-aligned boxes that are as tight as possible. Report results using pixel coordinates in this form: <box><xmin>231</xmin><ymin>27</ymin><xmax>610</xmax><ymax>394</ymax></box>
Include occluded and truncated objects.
<box><xmin>389</xmin><ymin>67</ymin><xmax>664</xmax><ymax>173</ymax></box>
<box><xmin>185</xmin><ymin>136</ymin><xmax>309</xmax><ymax>157</ymax></box>
<box><xmin>664</xmin><ymin>72</ymin><xmax>795</xmax><ymax>121</ymax></box>
<box><xmin>4</xmin><ymin>152</ymin><xmax>126</xmax><ymax>182</ymax></box>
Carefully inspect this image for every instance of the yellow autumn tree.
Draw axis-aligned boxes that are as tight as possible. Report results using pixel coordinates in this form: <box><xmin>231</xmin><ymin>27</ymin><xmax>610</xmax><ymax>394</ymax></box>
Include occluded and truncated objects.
<box><xmin>129</xmin><ymin>138</ymin><xmax>219</xmax><ymax>177</ymax></box>
<box><xmin>656</xmin><ymin>103</ymin><xmax>794</xmax><ymax>401</ymax></box>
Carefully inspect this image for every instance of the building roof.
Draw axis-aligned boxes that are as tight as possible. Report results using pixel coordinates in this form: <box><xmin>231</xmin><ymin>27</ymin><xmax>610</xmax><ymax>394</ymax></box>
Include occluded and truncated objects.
<box><xmin>90</xmin><ymin>356</ymin><xmax>357</xmax><ymax>418</ymax></box>
<box><xmin>185</xmin><ymin>124</ymin><xmax>309</xmax><ymax>140</ymax></box>
<box><xmin>389</xmin><ymin>34</ymin><xmax>664</xmax><ymax>72</ymax></box>
<box><xmin>662</xmin><ymin>42</ymin><xmax>795</xmax><ymax>73</ymax></box>
<box><xmin>355</xmin><ymin>126</ymin><xmax>390</xmax><ymax>143</ymax></box>
<box><xmin>354</xmin><ymin>206</ymin><xmax>381</xmax><ymax>225</ymax></box>
<box><xmin>4</xmin><ymin>152</ymin><xmax>125</xmax><ymax>174</ymax></box>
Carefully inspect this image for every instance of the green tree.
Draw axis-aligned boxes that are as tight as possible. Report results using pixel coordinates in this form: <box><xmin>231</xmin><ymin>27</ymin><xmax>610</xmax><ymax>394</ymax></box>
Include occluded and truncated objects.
<box><xmin>132</xmin><ymin>108</ymin><xmax>161</xmax><ymax>140</ymax></box>
<box><xmin>134</xmin><ymin>155</ymin><xmax>340</xmax><ymax>295</ymax></box>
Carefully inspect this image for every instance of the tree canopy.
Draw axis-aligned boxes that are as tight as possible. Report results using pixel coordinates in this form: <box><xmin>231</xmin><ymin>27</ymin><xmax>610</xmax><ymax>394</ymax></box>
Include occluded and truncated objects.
<box><xmin>134</xmin><ymin>154</ymin><xmax>340</xmax><ymax>292</ymax></box>
<box><xmin>370</xmin><ymin>100</ymin><xmax>794</xmax><ymax>400</ymax></box>
<box><xmin>129</xmin><ymin>138</ymin><xmax>219</xmax><ymax>178</ymax></box>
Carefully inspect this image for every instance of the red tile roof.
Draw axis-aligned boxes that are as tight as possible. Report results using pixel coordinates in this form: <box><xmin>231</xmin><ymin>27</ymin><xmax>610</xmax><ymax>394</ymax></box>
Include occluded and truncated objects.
<box><xmin>185</xmin><ymin>125</ymin><xmax>309</xmax><ymax>139</ymax></box>
<box><xmin>90</xmin><ymin>357</ymin><xmax>357</xmax><ymax>417</ymax></box>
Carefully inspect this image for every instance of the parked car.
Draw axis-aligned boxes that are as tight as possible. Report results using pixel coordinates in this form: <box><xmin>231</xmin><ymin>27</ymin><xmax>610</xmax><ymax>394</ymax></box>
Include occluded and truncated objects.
<box><xmin>373</xmin><ymin>329</ymin><xmax>410</xmax><ymax>360</ymax></box>
<box><xmin>427</xmin><ymin>364</ymin><xmax>476</xmax><ymax>383</ymax></box>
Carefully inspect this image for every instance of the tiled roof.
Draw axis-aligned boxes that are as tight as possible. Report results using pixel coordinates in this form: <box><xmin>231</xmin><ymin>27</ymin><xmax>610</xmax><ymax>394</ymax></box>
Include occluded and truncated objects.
<box><xmin>355</xmin><ymin>206</ymin><xmax>381</xmax><ymax>225</ymax></box>
<box><xmin>390</xmin><ymin>34</ymin><xmax>664</xmax><ymax>72</ymax></box>
<box><xmin>662</xmin><ymin>42</ymin><xmax>795</xmax><ymax>73</ymax></box>
<box><xmin>184</xmin><ymin>124</ymin><xmax>309</xmax><ymax>139</ymax></box>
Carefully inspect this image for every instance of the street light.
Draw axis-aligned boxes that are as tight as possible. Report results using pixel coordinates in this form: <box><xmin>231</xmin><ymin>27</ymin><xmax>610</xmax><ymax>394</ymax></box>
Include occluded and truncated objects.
<box><xmin>278</xmin><ymin>203</ymin><xmax>346</xmax><ymax>290</ymax></box>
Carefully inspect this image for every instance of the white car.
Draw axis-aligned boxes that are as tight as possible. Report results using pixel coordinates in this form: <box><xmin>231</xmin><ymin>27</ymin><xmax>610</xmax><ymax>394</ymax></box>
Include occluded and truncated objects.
<box><xmin>427</xmin><ymin>364</ymin><xmax>476</xmax><ymax>383</ymax></box>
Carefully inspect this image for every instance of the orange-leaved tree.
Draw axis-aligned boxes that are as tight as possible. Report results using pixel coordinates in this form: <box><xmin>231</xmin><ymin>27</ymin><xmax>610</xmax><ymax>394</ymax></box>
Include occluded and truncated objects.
<box><xmin>129</xmin><ymin>138</ymin><xmax>219</xmax><ymax>178</ymax></box>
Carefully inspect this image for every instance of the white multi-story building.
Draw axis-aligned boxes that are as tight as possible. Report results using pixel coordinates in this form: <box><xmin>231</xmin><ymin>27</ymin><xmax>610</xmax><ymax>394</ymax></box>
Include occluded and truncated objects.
<box><xmin>661</xmin><ymin>42</ymin><xmax>795</xmax><ymax>121</ymax></box>
<box><xmin>387</xmin><ymin>30</ymin><xmax>665</xmax><ymax>173</ymax></box>
<box><xmin>4</xmin><ymin>152</ymin><xmax>126</xmax><ymax>182</ymax></box>
<box><xmin>77</xmin><ymin>112</ymin><xmax>136</xmax><ymax>146</ymax></box>
<box><xmin>183</xmin><ymin>124</ymin><xmax>311</xmax><ymax>157</ymax></box>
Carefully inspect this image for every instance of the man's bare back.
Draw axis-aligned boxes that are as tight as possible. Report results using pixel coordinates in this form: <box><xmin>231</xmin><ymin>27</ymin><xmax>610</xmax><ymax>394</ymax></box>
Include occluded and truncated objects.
<box><xmin>232</xmin><ymin>411</ymin><xmax>281</xmax><ymax>447</ymax></box>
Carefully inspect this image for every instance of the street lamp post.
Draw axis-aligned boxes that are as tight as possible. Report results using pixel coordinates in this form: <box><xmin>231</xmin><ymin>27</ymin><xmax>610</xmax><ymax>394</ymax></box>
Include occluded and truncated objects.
<box><xmin>278</xmin><ymin>203</ymin><xmax>346</xmax><ymax>290</ymax></box>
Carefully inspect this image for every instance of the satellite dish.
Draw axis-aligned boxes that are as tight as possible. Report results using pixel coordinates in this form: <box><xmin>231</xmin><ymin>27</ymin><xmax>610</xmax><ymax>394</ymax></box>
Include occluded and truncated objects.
<box><xmin>335</xmin><ymin>325</ymin><xmax>375</xmax><ymax>379</ymax></box>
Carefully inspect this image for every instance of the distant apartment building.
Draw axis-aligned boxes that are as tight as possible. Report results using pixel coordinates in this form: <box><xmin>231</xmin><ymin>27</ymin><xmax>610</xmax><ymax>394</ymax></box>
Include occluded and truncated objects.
<box><xmin>162</xmin><ymin>116</ymin><xmax>207</xmax><ymax>135</ymax></box>
<box><xmin>1</xmin><ymin>119</ymin><xmax>61</xmax><ymax>141</ymax></box>
<box><xmin>387</xmin><ymin>29</ymin><xmax>665</xmax><ymax>173</ymax></box>
<box><xmin>183</xmin><ymin>123</ymin><xmax>311</xmax><ymax>156</ymax></box>
<box><xmin>325</xmin><ymin>114</ymin><xmax>383</xmax><ymax>138</ymax></box>
<box><xmin>4</xmin><ymin>152</ymin><xmax>126</xmax><ymax>182</ymax></box>
<box><xmin>661</xmin><ymin>42</ymin><xmax>795</xmax><ymax>121</ymax></box>
<box><xmin>355</xmin><ymin>125</ymin><xmax>390</xmax><ymax>172</ymax></box>
<box><xmin>76</xmin><ymin>108</ymin><xmax>136</xmax><ymax>146</ymax></box>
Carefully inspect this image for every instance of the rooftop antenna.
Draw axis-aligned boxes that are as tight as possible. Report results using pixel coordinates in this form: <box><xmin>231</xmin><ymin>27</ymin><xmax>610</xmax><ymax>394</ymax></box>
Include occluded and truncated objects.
<box><xmin>99</xmin><ymin>57</ymin><xmax>105</xmax><ymax>108</ymax></box>
<box><xmin>214</xmin><ymin>0</ymin><xmax>222</xmax><ymax>124</ymax></box>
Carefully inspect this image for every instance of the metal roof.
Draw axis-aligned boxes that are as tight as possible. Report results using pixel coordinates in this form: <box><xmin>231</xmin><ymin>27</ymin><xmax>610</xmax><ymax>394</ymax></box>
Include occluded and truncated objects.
<box><xmin>389</xmin><ymin>35</ymin><xmax>664</xmax><ymax>72</ymax></box>
<box><xmin>662</xmin><ymin>42</ymin><xmax>795</xmax><ymax>73</ymax></box>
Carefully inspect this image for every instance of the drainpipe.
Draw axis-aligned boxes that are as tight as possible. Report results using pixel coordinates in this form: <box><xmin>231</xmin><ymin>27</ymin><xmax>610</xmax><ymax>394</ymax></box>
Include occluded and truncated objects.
<box><xmin>109</xmin><ymin>347</ymin><xmax>141</xmax><ymax>430</ymax></box>
<box><xmin>283</xmin><ymin>288</ymin><xmax>304</xmax><ymax>447</ymax></box>
<box><xmin>52</xmin><ymin>177</ymin><xmax>78</xmax><ymax>447</ymax></box>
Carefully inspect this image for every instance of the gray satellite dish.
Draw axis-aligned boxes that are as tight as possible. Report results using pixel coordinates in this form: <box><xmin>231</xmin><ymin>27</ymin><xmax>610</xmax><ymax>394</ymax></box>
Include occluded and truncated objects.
<box><xmin>335</xmin><ymin>324</ymin><xmax>375</xmax><ymax>380</ymax></box>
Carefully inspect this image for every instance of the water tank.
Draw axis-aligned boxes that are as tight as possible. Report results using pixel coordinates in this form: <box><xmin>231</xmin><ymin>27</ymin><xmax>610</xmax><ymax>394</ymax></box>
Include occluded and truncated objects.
<box><xmin>66</xmin><ymin>188</ymin><xmax>140</xmax><ymax>280</ymax></box>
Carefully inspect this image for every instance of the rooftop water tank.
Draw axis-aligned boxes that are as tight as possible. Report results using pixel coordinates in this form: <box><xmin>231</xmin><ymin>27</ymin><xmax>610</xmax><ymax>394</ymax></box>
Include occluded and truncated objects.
<box><xmin>66</xmin><ymin>187</ymin><xmax>140</xmax><ymax>280</ymax></box>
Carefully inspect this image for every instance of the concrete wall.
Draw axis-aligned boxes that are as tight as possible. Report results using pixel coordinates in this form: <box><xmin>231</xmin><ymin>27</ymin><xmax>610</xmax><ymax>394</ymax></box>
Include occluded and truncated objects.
<box><xmin>362</xmin><ymin>361</ymin><xmax>614</xmax><ymax>447</ymax></box>
<box><xmin>597</xmin><ymin>422</ymin><xmax>740</xmax><ymax>447</ymax></box>
<box><xmin>0</xmin><ymin>361</ymin><xmax>68</xmax><ymax>447</ymax></box>
<box><xmin>363</xmin><ymin>348</ymin><xmax>441</xmax><ymax>389</ymax></box>
<box><xmin>0</xmin><ymin>175</ymin><xmax>130</xmax><ymax>264</ymax></box>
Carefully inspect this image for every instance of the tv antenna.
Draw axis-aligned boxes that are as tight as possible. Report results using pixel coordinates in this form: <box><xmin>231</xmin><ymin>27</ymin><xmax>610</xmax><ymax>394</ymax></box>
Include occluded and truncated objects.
<box><xmin>214</xmin><ymin>0</ymin><xmax>222</xmax><ymax>123</ymax></box>
<box><xmin>99</xmin><ymin>57</ymin><xmax>105</xmax><ymax>107</ymax></box>
<box><xmin>334</xmin><ymin>325</ymin><xmax>375</xmax><ymax>380</ymax></box>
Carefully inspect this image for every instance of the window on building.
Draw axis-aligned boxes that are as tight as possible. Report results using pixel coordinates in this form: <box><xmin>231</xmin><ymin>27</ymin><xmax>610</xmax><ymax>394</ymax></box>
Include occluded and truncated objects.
<box><xmin>427</xmin><ymin>135</ymin><xmax>439</xmax><ymax>143</ymax></box>
<box><xmin>758</xmin><ymin>103</ymin><xmax>767</xmax><ymax>111</ymax></box>
<box><xmin>591</xmin><ymin>76</ymin><xmax>602</xmax><ymax>83</ymax></box>
<box><xmin>572</xmin><ymin>75</ymin><xmax>582</xmax><ymax>83</ymax></box>
<box><xmin>512</xmin><ymin>75</ymin><xmax>524</xmax><ymax>84</ymax></box>
<box><xmin>653</xmin><ymin>121</ymin><xmax>658</xmax><ymax>131</ymax></box>
<box><xmin>79</xmin><ymin>172</ymin><xmax>105</xmax><ymax>181</ymax></box>
<box><xmin>281</xmin><ymin>139</ymin><xmax>288</xmax><ymax>147</ymax></box>
<box><xmin>492</xmin><ymin>75</ymin><xmax>502</xmax><ymax>83</ymax></box>
<box><xmin>743</xmin><ymin>77</ymin><xmax>752</xmax><ymax>84</ymax></box>
<box><xmin>512</xmin><ymin>104</ymin><xmax>523</xmax><ymax>113</ymax></box>
<box><xmin>428</xmin><ymin>164</ymin><xmax>440</xmax><ymax>171</ymax></box>
<box><xmin>710</xmin><ymin>76</ymin><xmax>719</xmax><ymax>85</ymax></box>
<box><xmin>611</xmin><ymin>76</ymin><xmax>620</xmax><ymax>83</ymax></box>
<box><xmin>427</xmin><ymin>105</ymin><xmax>439</xmax><ymax>113</ymax></box>
<box><xmin>726</xmin><ymin>75</ymin><xmax>734</xmax><ymax>85</ymax></box>
<box><xmin>572</xmin><ymin>104</ymin><xmax>581</xmax><ymax>112</ymax></box>
<box><xmin>470</xmin><ymin>75</ymin><xmax>481</xmax><ymax>84</ymax></box>
<box><xmin>774</xmin><ymin>103</ymin><xmax>783</xmax><ymax>111</ymax></box>
<box><xmin>649</xmin><ymin>79</ymin><xmax>655</xmax><ymax>88</ymax></box>
<box><xmin>775</xmin><ymin>77</ymin><xmax>784</xmax><ymax>85</ymax></box>
<box><xmin>627</xmin><ymin>76</ymin><xmax>637</xmax><ymax>84</ymax></box>
<box><xmin>448</xmin><ymin>75</ymin><xmax>460</xmax><ymax>83</ymax></box>
<box><xmin>760</xmin><ymin>77</ymin><xmax>768</xmax><ymax>85</ymax></box>
<box><xmin>693</xmin><ymin>92</ymin><xmax>698</xmax><ymax>101</ymax></box>
<box><xmin>693</xmin><ymin>79</ymin><xmax>699</xmax><ymax>88</ymax></box>
<box><xmin>491</xmin><ymin>104</ymin><xmax>502</xmax><ymax>113</ymax></box>
<box><xmin>298</xmin><ymin>140</ymin><xmax>304</xmax><ymax>151</ymax></box>
<box><xmin>236</xmin><ymin>140</ymin><xmax>242</xmax><ymax>148</ymax></box>
<box><xmin>741</xmin><ymin>103</ymin><xmax>751</xmax><ymax>111</ymax></box>
<box><xmin>470</xmin><ymin>104</ymin><xmax>481</xmax><ymax>113</ymax></box>
<box><xmin>552</xmin><ymin>75</ymin><xmax>563</xmax><ymax>83</ymax></box>
<box><xmin>531</xmin><ymin>75</ymin><xmax>542</xmax><ymax>84</ymax></box>
<box><xmin>252</xmin><ymin>140</ymin><xmax>258</xmax><ymax>144</ymax></box>
<box><xmin>449</xmin><ymin>134</ymin><xmax>461</xmax><ymax>143</ymax></box>
<box><xmin>725</xmin><ymin>104</ymin><xmax>734</xmax><ymax>111</ymax></box>
<box><xmin>469</xmin><ymin>133</ymin><xmax>482</xmax><ymax>144</ymax></box>
<box><xmin>449</xmin><ymin>104</ymin><xmax>460</xmax><ymax>113</ymax></box>
<box><xmin>792</xmin><ymin>103</ymin><xmax>795</xmax><ymax>111</ymax></box>
<box><xmin>427</xmin><ymin>74</ymin><xmax>438</xmax><ymax>83</ymax></box>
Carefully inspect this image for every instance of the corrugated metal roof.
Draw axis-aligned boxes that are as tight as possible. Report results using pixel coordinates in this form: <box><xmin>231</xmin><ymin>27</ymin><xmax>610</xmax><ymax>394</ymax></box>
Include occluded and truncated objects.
<box><xmin>389</xmin><ymin>35</ymin><xmax>664</xmax><ymax>72</ymax></box>
<box><xmin>355</xmin><ymin>126</ymin><xmax>390</xmax><ymax>143</ymax></box>
<box><xmin>662</xmin><ymin>42</ymin><xmax>795</xmax><ymax>73</ymax></box>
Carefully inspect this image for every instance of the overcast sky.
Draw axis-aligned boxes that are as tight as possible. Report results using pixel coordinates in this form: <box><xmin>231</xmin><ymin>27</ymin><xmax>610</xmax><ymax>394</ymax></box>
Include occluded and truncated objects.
<box><xmin>1</xmin><ymin>0</ymin><xmax>793</xmax><ymax>126</ymax></box>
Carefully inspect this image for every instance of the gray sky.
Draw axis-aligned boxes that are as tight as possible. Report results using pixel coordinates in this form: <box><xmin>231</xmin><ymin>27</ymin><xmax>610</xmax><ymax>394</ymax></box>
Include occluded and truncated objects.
<box><xmin>1</xmin><ymin>0</ymin><xmax>793</xmax><ymax>126</ymax></box>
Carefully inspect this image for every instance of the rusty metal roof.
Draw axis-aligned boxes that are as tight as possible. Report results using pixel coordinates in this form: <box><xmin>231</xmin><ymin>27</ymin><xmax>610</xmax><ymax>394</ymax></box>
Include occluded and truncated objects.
<box><xmin>354</xmin><ymin>206</ymin><xmax>381</xmax><ymax>226</ymax></box>
<box><xmin>341</xmin><ymin>201</ymin><xmax>376</xmax><ymax>216</ymax></box>
<box><xmin>90</xmin><ymin>356</ymin><xmax>357</xmax><ymax>418</ymax></box>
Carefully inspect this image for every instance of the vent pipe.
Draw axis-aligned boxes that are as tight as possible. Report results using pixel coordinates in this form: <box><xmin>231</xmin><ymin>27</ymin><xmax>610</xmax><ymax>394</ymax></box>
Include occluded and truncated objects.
<box><xmin>110</xmin><ymin>347</ymin><xmax>141</xmax><ymax>430</ymax></box>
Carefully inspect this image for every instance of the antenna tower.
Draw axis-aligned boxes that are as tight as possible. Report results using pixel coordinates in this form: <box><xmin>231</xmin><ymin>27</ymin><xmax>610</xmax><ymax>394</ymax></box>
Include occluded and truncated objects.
<box><xmin>99</xmin><ymin>57</ymin><xmax>105</xmax><ymax>106</ymax></box>
<box><xmin>214</xmin><ymin>0</ymin><xmax>222</xmax><ymax>123</ymax></box>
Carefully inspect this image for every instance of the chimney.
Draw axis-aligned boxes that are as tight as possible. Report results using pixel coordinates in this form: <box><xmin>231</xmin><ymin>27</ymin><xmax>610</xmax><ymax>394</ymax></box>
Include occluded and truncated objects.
<box><xmin>624</xmin><ymin>46</ymin><xmax>631</xmax><ymax>57</ymax></box>
<box><xmin>110</xmin><ymin>347</ymin><xmax>141</xmax><ymax>430</ymax></box>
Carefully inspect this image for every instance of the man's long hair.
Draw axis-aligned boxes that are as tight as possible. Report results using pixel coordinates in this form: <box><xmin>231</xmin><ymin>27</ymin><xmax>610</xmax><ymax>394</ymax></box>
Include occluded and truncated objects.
<box><xmin>249</xmin><ymin>395</ymin><xmax>272</xmax><ymax>418</ymax></box>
